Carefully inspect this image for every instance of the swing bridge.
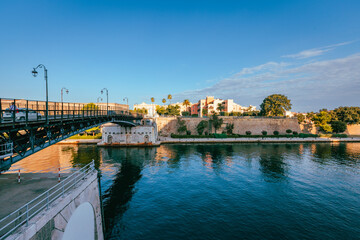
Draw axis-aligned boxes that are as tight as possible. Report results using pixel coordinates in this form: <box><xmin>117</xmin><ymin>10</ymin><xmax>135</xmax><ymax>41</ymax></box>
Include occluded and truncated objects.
<box><xmin>0</xmin><ymin>98</ymin><xmax>143</xmax><ymax>172</ymax></box>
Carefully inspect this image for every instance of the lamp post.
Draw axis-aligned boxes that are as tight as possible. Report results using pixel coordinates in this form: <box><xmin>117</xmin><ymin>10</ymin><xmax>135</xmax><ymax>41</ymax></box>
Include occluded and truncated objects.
<box><xmin>97</xmin><ymin>97</ymin><xmax>103</xmax><ymax>103</ymax></box>
<box><xmin>61</xmin><ymin>88</ymin><xmax>69</xmax><ymax>104</ymax></box>
<box><xmin>123</xmin><ymin>97</ymin><xmax>128</xmax><ymax>114</ymax></box>
<box><xmin>32</xmin><ymin>64</ymin><xmax>48</xmax><ymax>124</ymax></box>
<box><xmin>101</xmin><ymin>88</ymin><xmax>108</xmax><ymax>115</ymax></box>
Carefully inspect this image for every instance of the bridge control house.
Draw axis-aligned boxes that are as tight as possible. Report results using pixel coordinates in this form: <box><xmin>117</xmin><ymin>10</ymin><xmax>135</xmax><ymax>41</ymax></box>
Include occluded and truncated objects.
<box><xmin>98</xmin><ymin>119</ymin><xmax>159</xmax><ymax>146</ymax></box>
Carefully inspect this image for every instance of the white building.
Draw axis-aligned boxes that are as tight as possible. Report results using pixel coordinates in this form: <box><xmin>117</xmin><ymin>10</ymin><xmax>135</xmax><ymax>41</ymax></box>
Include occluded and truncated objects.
<box><xmin>133</xmin><ymin>102</ymin><xmax>158</xmax><ymax>117</ymax></box>
<box><xmin>98</xmin><ymin>119</ymin><xmax>159</xmax><ymax>146</ymax></box>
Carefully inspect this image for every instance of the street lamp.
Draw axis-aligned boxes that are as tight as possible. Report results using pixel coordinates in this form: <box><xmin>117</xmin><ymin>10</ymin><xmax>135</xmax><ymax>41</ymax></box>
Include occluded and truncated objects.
<box><xmin>61</xmin><ymin>87</ymin><xmax>69</xmax><ymax>103</ymax></box>
<box><xmin>32</xmin><ymin>64</ymin><xmax>48</xmax><ymax>124</ymax></box>
<box><xmin>101</xmin><ymin>88</ymin><xmax>108</xmax><ymax>115</ymax></box>
<box><xmin>97</xmin><ymin>97</ymin><xmax>103</xmax><ymax>103</ymax></box>
<box><xmin>123</xmin><ymin>97</ymin><xmax>128</xmax><ymax>114</ymax></box>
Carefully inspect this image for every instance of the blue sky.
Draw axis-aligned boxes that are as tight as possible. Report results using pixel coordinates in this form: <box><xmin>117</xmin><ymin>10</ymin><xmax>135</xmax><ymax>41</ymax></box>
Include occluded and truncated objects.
<box><xmin>0</xmin><ymin>0</ymin><xmax>359</xmax><ymax>112</ymax></box>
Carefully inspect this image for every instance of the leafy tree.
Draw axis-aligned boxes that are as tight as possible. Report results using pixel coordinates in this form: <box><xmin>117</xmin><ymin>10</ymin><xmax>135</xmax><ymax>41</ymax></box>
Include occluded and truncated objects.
<box><xmin>246</xmin><ymin>131</ymin><xmax>252</xmax><ymax>135</ymax></box>
<box><xmin>166</xmin><ymin>105</ymin><xmax>181</xmax><ymax>116</ymax></box>
<box><xmin>202</xmin><ymin>108</ymin><xmax>208</xmax><ymax>117</ymax></box>
<box><xmin>167</xmin><ymin>94</ymin><xmax>172</xmax><ymax>104</ymax></box>
<box><xmin>260</xmin><ymin>94</ymin><xmax>292</xmax><ymax>116</ymax></box>
<box><xmin>286</xmin><ymin>129</ymin><xmax>292</xmax><ymax>134</ymax></box>
<box><xmin>151</xmin><ymin>97</ymin><xmax>155</xmax><ymax>103</ymax></box>
<box><xmin>312</xmin><ymin>111</ymin><xmax>332</xmax><ymax>133</ymax></box>
<box><xmin>332</xmin><ymin>107</ymin><xmax>360</xmax><ymax>124</ymax></box>
<box><xmin>210</xmin><ymin>114</ymin><xmax>223</xmax><ymax>133</ymax></box>
<box><xmin>156</xmin><ymin>105</ymin><xmax>166</xmax><ymax>115</ymax></box>
<box><xmin>183</xmin><ymin>99</ymin><xmax>191</xmax><ymax>112</ymax></box>
<box><xmin>217</xmin><ymin>103</ymin><xmax>225</xmax><ymax>112</ymax></box>
<box><xmin>331</xmin><ymin>121</ymin><xmax>347</xmax><ymax>133</ymax></box>
<box><xmin>82</xmin><ymin>103</ymin><xmax>99</xmax><ymax>110</ymax></box>
<box><xmin>273</xmin><ymin>131</ymin><xmax>279</xmax><ymax>135</ymax></box>
<box><xmin>162</xmin><ymin>98</ymin><xmax>166</xmax><ymax>105</ymax></box>
<box><xmin>262</xmin><ymin>131</ymin><xmax>267</xmax><ymax>136</ymax></box>
<box><xmin>134</xmin><ymin>107</ymin><xmax>148</xmax><ymax>114</ymax></box>
<box><xmin>182</xmin><ymin>111</ymin><xmax>190</xmax><ymax>116</ymax></box>
<box><xmin>226</xmin><ymin>123</ymin><xmax>234</xmax><ymax>134</ymax></box>
<box><xmin>196</xmin><ymin>120</ymin><xmax>209</xmax><ymax>135</ymax></box>
<box><xmin>297</xmin><ymin>114</ymin><xmax>305</xmax><ymax>124</ymax></box>
<box><xmin>177</xmin><ymin>118</ymin><xmax>187</xmax><ymax>134</ymax></box>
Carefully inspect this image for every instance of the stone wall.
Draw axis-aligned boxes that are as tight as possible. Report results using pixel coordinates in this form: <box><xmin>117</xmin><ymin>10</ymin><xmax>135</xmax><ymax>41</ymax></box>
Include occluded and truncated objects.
<box><xmin>345</xmin><ymin>124</ymin><xmax>360</xmax><ymax>135</ymax></box>
<box><xmin>156</xmin><ymin>117</ymin><xmax>301</xmax><ymax>136</ymax></box>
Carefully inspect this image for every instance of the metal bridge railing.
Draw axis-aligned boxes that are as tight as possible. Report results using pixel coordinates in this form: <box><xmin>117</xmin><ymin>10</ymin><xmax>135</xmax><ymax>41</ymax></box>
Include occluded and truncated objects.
<box><xmin>0</xmin><ymin>142</ymin><xmax>13</xmax><ymax>160</ymax></box>
<box><xmin>0</xmin><ymin>98</ymin><xmax>141</xmax><ymax>125</ymax></box>
<box><xmin>0</xmin><ymin>161</ymin><xmax>96</xmax><ymax>240</ymax></box>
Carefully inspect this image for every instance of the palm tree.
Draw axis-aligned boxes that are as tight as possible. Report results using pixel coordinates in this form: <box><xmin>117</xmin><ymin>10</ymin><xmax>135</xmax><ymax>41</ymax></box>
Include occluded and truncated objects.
<box><xmin>183</xmin><ymin>99</ymin><xmax>191</xmax><ymax>112</ymax></box>
<box><xmin>167</xmin><ymin>94</ymin><xmax>172</xmax><ymax>104</ymax></box>
<box><xmin>162</xmin><ymin>98</ymin><xmax>166</xmax><ymax>105</ymax></box>
<box><xmin>217</xmin><ymin>103</ymin><xmax>225</xmax><ymax>112</ymax></box>
<box><xmin>151</xmin><ymin>97</ymin><xmax>155</xmax><ymax>103</ymax></box>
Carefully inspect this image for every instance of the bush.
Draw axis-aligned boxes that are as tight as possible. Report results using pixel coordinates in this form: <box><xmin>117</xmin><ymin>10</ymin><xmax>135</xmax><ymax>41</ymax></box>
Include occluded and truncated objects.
<box><xmin>246</xmin><ymin>131</ymin><xmax>251</xmax><ymax>136</ymax></box>
<box><xmin>186</xmin><ymin>130</ymin><xmax>191</xmax><ymax>135</ymax></box>
<box><xmin>191</xmin><ymin>114</ymin><xmax>198</xmax><ymax>117</ymax></box>
<box><xmin>204</xmin><ymin>131</ymin><xmax>208</xmax><ymax>135</ymax></box>
<box><xmin>292</xmin><ymin>131</ymin><xmax>298</xmax><ymax>135</ymax></box>
<box><xmin>298</xmin><ymin>133</ymin><xmax>318</xmax><ymax>138</ymax></box>
<box><xmin>262</xmin><ymin>131</ymin><xmax>267</xmax><ymax>136</ymax></box>
<box><xmin>331</xmin><ymin>134</ymin><xmax>348</xmax><ymax>138</ymax></box>
<box><xmin>273</xmin><ymin>131</ymin><xmax>279</xmax><ymax>135</ymax></box>
<box><xmin>286</xmin><ymin>129</ymin><xmax>292</xmax><ymax>134</ymax></box>
<box><xmin>182</xmin><ymin>111</ymin><xmax>190</xmax><ymax>116</ymax></box>
<box><xmin>331</xmin><ymin>121</ymin><xmax>347</xmax><ymax>133</ymax></box>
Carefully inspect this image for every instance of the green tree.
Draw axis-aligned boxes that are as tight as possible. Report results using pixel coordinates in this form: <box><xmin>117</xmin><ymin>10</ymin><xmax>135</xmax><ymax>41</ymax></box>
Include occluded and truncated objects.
<box><xmin>167</xmin><ymin>94</ymin><xmax>172</xmax><ymax>104</ymax></box>
<box><xmin>196</xmin><ymin>120</ymin><xmax>209</xmax><ymax>135</ymax></box>
<box><xmin>177</xmin><ymin>118</ymin><xmax>187</xmax><ymax>134</ymax></box>
<box><xmin>183</xmin><ymin>99</ymin><xmax>191</xmax><ymax>112</ymax></box>
<box><xmin>156</xmin><ymin>105</ymin><xmax>166</xmax><ymax>115</ymax></box>
<box><xmin>332</xmin><ymin>107</ymin><xmax>360</xmax><ymax>124</ymax></box>
<box><xmin>202</xmin><ymin>108</ymin><xmax>208</xmax><ymax>117</ymax></box>
<box><xmin>226</xmin><ymin>123</ymin><xmax>234</xmax><ymax>134</ymax></box>
<box><xmin>166</xmin><ymin>105</ymin><xmax>181</xmax><ymax>116</ymax></box>
<box><xmin>260</xmin><ymin>94</ymin><xmax>292</xmax><ymax>116</ymax></box>
<box><xmin>331</xmin><ymin>121</ymin><xmax>347</xmax><ymax>133</ymax></box>
<box><xmin>162</xmin><ymin>98</ymin><xmax>166</xmax><ymax>105</ymax></box>
<box><xmin>297</xmin><ymin>114</ymin><xmax>305</xmax><ymax>124</ymax></box>
<box><xmin>210</xmin><ymin>114</ymin><xmax>223</xmax><ymax>133</ymax></box>
<box><xmin>182</xmin><ymin>111</ymin><xmax>190</xmax><ymax>116</ymax></box>
<box><xmin>312</xmin><ymin>111</ymin><xmax>333</xmax><ymax>133</ymax></box>
<box><xmin>217</xmin><ymin>103</ymin><xmax>225</xmax><ymax>112</ymax></box>
<box><xmin>151</xmin><ymin>97</ymin><xmax>155</xmax><ymax>103</ymax></box>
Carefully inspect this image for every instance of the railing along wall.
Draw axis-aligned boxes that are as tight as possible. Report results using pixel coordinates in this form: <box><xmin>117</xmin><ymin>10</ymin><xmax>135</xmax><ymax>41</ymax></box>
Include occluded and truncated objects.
<box><xmin>0</xmin><ymin>161</ymin><xmax>96</xmax><ymax>239</ymax></box>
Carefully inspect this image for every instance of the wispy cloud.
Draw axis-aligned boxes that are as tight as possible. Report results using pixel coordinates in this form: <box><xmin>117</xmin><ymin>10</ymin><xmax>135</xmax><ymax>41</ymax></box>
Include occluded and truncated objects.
<box><xmin>282</xmin><ymin>41</ymin><xmax>353</xmax><ymax>59</ymax></box>
<box><xmin>174</xmin><ymin>48</ymin><xmax>360</xmax><ymax>112</ymax></box>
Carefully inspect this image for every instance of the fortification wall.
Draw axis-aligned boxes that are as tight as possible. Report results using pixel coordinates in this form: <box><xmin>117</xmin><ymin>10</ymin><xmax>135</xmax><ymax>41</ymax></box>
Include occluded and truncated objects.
<box><xmin>156</xmin><ymin>117</ymin><xmax>301</xmax><ymax>136</ymax></box>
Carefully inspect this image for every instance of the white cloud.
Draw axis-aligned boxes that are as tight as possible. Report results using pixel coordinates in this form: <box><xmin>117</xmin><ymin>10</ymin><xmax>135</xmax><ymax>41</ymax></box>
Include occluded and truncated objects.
<box><xmin>282</xmin><ymin>41</ymin><xmax>353</xmax><ymax>59</ymax></box>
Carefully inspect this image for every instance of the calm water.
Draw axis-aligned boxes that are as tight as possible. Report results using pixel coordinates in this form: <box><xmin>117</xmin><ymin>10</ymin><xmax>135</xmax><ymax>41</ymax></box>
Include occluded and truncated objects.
<box><xmin>10</xmin><ymin>143</ymin><xmax>360</xmax><ymax>240</ymax></box>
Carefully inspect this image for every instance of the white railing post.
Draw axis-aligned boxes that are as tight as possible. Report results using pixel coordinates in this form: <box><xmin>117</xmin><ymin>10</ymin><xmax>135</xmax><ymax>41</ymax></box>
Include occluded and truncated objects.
<box><xmin>46</xmin><ymin>192</ymin><xmax>49</xmax><ymax>210</ymax></box>
<box><xmin>25</xmin><ymin>204</ymin><xmax>28</xmax><ymax>227</ymax></box>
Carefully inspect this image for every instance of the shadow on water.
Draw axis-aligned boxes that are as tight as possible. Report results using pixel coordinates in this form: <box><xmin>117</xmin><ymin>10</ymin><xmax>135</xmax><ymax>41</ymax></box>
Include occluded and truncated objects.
<box><xmin>99</xmin><ymin>147</ymin><xmax>157</xmax><ymax>238</ymax></box>
<box><xmin>258</xmin><ymin>144</ymin><xmax>288</xmax><ymax>182</ymax></box>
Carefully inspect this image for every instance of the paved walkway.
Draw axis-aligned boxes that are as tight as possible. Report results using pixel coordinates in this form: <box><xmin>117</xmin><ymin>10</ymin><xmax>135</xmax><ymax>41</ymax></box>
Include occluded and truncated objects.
<box><xmin>0</xmin><ymin>173</ymin><xmax>69</xmax><ymax>219</ymax></box>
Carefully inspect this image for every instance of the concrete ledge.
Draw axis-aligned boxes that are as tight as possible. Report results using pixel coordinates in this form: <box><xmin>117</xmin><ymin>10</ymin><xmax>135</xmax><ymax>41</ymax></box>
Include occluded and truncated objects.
<box><xmin>160</xmin><ymin>137</ymin><xmax>360</xmax><ymax>144</ymax></box>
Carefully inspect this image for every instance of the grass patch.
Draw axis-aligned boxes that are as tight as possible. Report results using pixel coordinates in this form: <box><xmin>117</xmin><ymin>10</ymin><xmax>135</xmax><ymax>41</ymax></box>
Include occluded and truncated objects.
<box><xmin>69</xmin><ymin>134</ymin><xmax>102</xmax><ymax>139</ymax></box>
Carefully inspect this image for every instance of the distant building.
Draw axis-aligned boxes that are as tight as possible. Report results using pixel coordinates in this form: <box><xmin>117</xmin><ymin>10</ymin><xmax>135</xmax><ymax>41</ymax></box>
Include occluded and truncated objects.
<box><xmin>191</xmin><ymin>96</ymin><xmax>256</xmax><ymax>117</ymax></box>
<box><xmin>133</xmin><ymin>102</ymin><xmax>158</xmax><ymax>117</ymax></box>
<box><xmin>98</xmin><ymin>119</ymin><xmax>159</xmax><ymax>146</ymax></box>
<box><xmin>96</xmin><ymin>103</ymin><xmax>128</xmax><ymax>113</ymax></box>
